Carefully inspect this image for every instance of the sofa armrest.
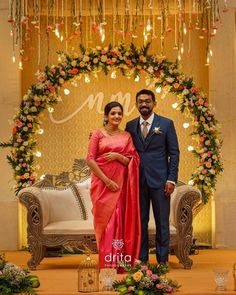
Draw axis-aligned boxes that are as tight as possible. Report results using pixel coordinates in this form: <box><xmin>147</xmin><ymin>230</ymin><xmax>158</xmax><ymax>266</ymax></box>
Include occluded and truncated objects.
<box><xmin>171</xmin><ymin>185</ymin><xmax>201</xmax><ymax>236</ymax></box>
<box><xmin>19</xmin><ymin>187</ymin><xmax>49</xmax><ymax>234</ymax></box>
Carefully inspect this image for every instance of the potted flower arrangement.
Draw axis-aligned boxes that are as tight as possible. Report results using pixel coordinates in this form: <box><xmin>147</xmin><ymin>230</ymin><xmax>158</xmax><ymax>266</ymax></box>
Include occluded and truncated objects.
<box><xmin>113</xmin><ymin>260</ymin><xmax>180</xmax><ymax>295</ymax></box>
<box><xmin>0</xmin><ymin>253</ymin><xmax>40</xmax><ymax>294</ymax></box>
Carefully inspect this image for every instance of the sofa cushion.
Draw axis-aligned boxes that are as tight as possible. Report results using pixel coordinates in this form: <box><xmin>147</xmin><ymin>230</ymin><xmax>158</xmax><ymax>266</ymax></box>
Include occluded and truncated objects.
<box><xmin>42</xmin><ymin>187</ymin><xmax>87</xmax><ymax>223</ymax></box>
<box><xmin>43</xmin><ymin>219</ymin><xmax>94</xmax><ymax>235</ymax></box>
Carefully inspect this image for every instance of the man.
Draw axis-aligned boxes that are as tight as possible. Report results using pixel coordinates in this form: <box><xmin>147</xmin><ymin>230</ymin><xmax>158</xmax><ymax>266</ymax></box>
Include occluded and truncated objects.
<box><xmin>125</xmin><ymin>89</ymin><xmax>180</xmax><ymax>264</ymax></box>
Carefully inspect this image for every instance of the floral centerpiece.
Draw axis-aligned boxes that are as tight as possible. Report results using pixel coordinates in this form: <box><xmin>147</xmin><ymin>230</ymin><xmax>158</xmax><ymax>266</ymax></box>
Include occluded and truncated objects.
<box><xmin>113</xmin><ymin>260</ymin><xmax>180</xmax><ymax>295</ymax></box>
<box><xmin>0</xmin><ymin>253</ymin><xmax>40</xmax><ymax>295</ymax></box>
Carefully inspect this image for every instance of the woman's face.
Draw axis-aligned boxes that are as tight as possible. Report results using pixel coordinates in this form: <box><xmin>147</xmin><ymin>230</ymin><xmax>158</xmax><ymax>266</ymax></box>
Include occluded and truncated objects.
<box><xmin>106</xmin><ymin>106</ymin><xmax>123</xmax><ymax>127</ymax></box>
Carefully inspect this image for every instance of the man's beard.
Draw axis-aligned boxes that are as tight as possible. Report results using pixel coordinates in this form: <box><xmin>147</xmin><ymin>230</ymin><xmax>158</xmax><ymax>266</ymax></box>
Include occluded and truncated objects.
<box><xmin>139</xmin><ymin>107</ymin><xmax>152</xmax><ymax>116</ymax></box>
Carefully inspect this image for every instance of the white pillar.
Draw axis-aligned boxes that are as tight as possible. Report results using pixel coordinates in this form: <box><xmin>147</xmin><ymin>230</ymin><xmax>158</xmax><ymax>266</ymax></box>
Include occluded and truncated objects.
<box><xmin>0</xmin><ymin>1</ymin><xmax>21</xmax><ymax>250</ymax></box>
<box><xmin>209</xmin><ymin>0</ymin><xmax>236</xmax><ymax>247</ymax></box>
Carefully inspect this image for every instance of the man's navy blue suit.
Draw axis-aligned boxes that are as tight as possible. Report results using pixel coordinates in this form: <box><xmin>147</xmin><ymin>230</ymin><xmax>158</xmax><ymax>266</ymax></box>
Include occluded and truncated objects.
<box><xmin>126</xmin><ymin>113</ymin><xmax>180</xmax><ymax>263</ymax></box>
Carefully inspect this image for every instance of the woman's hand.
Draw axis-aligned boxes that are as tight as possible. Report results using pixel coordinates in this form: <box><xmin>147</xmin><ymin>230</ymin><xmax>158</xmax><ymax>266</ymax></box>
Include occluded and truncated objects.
<box><xmin>106</xmin><ymin>179</ymin><xmax>119</xmax><ymax>192</ymax></box>
<box><xmin>104</xmin><ymin>152</ymin><xmax>119</xmax><ymax>161</ymax></box>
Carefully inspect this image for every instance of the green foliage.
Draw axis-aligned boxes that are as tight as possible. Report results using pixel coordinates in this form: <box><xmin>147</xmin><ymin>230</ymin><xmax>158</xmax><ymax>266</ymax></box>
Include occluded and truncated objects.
<box><xmin>0</xmin><ymin>253</ymin><xmax>40</xmax><ymax>295</ymax></box>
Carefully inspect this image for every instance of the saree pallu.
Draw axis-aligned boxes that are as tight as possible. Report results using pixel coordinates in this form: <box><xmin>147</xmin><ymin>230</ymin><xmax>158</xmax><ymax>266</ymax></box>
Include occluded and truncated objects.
<box><xmin>87</xmin><ymin>129</ymin><xmax>141</xmax><ymax>269</ymax></box>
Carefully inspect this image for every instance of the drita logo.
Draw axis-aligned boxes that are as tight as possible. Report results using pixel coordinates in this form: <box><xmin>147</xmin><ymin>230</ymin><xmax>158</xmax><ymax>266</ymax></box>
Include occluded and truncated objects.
<box><xmin>104</xmin><ymin>239</ymin><xmax>131</xmax><ymax>264</ymax></box>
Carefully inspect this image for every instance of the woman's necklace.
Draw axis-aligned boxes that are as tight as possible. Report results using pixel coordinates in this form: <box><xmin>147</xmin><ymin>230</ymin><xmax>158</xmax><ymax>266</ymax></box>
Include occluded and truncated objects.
<box><xmin>104</xmin><ymin>126</ymin><xmax>121</xmax><ymax>136</ymax></box>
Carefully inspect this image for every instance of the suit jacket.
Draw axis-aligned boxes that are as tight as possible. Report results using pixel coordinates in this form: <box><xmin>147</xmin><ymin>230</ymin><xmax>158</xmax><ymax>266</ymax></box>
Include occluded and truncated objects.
<box><xmin>125</xmin><ymin>113</ymin><xmax>180</xmax><ymax>189</ymax></box>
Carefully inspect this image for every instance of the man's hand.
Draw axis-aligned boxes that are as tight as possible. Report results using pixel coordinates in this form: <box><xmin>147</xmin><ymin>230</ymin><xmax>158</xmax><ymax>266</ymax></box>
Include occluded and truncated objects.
<box><xmin>165</xmin><ymin>182</ymin><xmax>175</xmax><ymax>197</ymax></box>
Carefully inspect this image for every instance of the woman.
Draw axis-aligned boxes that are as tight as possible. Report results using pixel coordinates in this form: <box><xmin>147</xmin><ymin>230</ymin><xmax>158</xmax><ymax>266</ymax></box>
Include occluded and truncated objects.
<box><xmin>86</xmin><ymin>101</ymin><xmax>141</xmax><ymax>270</ymax></box>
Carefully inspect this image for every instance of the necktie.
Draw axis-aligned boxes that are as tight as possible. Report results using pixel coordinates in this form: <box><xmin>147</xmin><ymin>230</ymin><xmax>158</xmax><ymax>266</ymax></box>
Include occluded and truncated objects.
<box><xmin>142</xmin><ymin>121</ymin><xmax>149</xmax><ymax>139</ymax></box>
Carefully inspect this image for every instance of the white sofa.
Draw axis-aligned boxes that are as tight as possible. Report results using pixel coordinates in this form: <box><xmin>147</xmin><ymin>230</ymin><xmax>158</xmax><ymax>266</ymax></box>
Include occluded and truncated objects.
<box><xmin>19</xmin><ymin>159</ymin><xmax>201</xmax><ymax>270</ymax></box>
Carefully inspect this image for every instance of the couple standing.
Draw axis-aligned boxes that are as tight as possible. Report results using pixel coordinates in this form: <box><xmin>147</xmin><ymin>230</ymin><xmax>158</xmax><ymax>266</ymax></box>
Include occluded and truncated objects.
<box><xmin>86</xmin><ymin>89</ymin><xmax>180</xmax><ymax>270</ymax></box>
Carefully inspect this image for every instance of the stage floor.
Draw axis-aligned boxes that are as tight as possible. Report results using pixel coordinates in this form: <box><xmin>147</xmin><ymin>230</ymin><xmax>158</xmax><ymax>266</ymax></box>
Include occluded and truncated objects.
<box><xmin>3</xmin><ymin>249</ymin><xmax>236</xmax><ymax>294</ymax></box>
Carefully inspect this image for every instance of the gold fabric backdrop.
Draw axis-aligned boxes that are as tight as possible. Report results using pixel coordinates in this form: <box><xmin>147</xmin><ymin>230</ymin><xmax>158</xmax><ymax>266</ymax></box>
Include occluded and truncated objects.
<box><xmin>19</xmin><ymin>15</ymin><xmax>212</xmax><ymax>248</ymax></box>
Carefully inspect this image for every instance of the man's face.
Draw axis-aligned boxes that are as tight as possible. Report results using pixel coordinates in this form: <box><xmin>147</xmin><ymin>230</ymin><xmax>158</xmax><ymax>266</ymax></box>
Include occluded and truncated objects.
<box><xmin>136</xmin><ymin>94</ymin><xmax>156</xmax><ymax>117</ymax></box>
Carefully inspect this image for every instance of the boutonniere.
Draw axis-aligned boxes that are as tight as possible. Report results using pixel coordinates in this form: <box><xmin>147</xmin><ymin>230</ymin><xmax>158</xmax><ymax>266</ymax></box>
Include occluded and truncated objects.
<box><xmin>153</xmin><ymin>126</ymin><xmax>162</xmax><ymax>135</ymax></box>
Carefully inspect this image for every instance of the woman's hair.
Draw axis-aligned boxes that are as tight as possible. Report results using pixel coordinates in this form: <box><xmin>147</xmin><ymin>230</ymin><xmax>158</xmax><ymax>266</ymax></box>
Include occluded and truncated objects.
<box><xmin>136</xmin><ymin>89</ymin><xmax>156</xmax><ymax>102</ymax></box>
<box><xmin>103</xmin><ymin>101</ymin><xmax>123</xmax><ymax>126</ymax></box>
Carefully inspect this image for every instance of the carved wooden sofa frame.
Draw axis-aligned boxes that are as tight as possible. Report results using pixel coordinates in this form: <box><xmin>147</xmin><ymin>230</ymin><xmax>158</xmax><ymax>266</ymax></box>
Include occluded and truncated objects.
<box><xmin>19</xmin><ymin>159</ymin><xmax>201</xmax><ymax>270</ymax></box>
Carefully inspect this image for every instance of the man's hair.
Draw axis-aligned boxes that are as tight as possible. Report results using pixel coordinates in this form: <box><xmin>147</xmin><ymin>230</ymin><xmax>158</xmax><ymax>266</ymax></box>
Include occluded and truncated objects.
<box><xmin>136</xmin><ymin>89</ymin><xmax>156</xmax><ymax>103</ymax></box>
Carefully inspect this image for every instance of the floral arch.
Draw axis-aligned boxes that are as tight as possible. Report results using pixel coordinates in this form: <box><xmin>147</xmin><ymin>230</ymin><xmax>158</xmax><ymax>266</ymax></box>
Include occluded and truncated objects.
<box><xmin>0</xmin><ymin>43</ymin><xmax>223</xmax><ymax>203</ymax></box>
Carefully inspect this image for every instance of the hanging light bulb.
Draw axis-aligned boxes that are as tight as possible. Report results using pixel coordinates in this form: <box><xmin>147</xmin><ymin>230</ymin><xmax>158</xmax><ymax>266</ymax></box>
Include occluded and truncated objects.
<box><xmin>209</xmin><ymin>49</ymin><xmax>213</xmax><ymax>56</ymax></box>
<box><xmin>146</xmin><ymin>19</ymin><xmax>151</xmax><ymax>32</ymax></box>
<box><xmin>155</xmin><ymin>86</ymin><xmax>162</xmax><ymax>93</ymax></box>
<box><xmin>60</xmin><ymin>35</ymin><xmax>64</xmax><ymax>42</ymax></box>
<box><xmin>38</xmin><ymin>128</ymin><xmax>44</xmax><ymax>134</ymax></box>
<box><xmin>205</xmin><ymin>52</ymin><xmax>210</xmax><ymax>66</ymax></box>
<box><xmin>178</xmin><ymin>52</ymin><xmax>181</xmax><ymax>61</ymax></box>
<box><xmin>85</xmin><ymin>75</ymin><xmax>90</xmax><ymax>83</ymax></box>
<box><xmin>35</xmin><ymin>151</ymin><xmax>42</xmax><ymax>157</ymax></box>
<box><xmin>58</xmin><ymin>55</ymin><xmax>61</xmax><ymax>62</ymax></box>
<box><xmin>10</xmin><ymin>30</ymin><xmax>13</xmax><ymax>37</ymax></box>
<box><xmin>188</xmin><ymin>145</ymin><xmax>194</xmax><ymax>151</ymax></box>
<box><xmin>183</xmin><ymin>23</ymin><xmax>187</xmax><ymax>35</ymax></box>
<box><xmin>19</xmin><ymin>61</ymin><xmax>23</xmax><ymax>70</ymax></box>
<box><xmin>111</xmin><ymin>71</ymin><xmax>117</xmax><ymax>79</ymax></box>
<box><xmin>99</xmin><ymin>24</ymin><xmax>105</xmax><ymax>43</ymax></box>
<box><xmin>48</xmin><ymin>107</ymin><xmax>54</xmax><ymax>113</ymax></box>
<box><xmin>64</xmin><ymin>88</ymin><xmax>70</xmax><ymax>95</ymax></box>
<box><xmin>55</xmin><ymin>26</ymin><xmax>60</xmax><ymax>38</ymax></box>
<box><xmin>134</xmin><ymin>75</ymin><xmax>140</xmax><ymax>82</ymax></box>
<box><xmin>180</xmin><ymin>43</ymin><xmax>184</xmax><ymax>54</ymax></box>
<box><xmin>12</xmin><ymin>55</ymin><xmax>16</xmax><ymax>63</ymax></box>
<box><xmin>172</xmin><ymin>102</ymin><xmax>178</xmax><ymax>109</ymax></box>
<box><xmin>183</xmin><ymin>122</ymin><xmax>190</xmax><ymax>129</ymax></box>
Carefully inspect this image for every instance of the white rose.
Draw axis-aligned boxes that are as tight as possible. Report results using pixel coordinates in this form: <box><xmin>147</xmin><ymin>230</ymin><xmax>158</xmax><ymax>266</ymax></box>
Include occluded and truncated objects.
<box><xmin>71</xmin><ymin>60</ymin><xmax>77</xmax><ymax>67</ymax></box>
<box><xmin>166</xmin><ymin>77</ymin><xmax>175</xmax><ymax>83</ymax></box>
<box><xmin>182</xmin><ymin>89</ymin><xmax>189</xmax><ymax>95</ymax></box>
<box><xmin>83</xmin><ymin>56</ymin><xmax>90</xmax><ymax>62</ymax></box>
<box><xmin>93</xmin><ymin>58</ymin><xmax>98</xmax><ymax>64</ymax></box>
<box><xmin>101</xmin><ymin>55</ymin><xmax>107</xmax><ymax>62</ymax></box>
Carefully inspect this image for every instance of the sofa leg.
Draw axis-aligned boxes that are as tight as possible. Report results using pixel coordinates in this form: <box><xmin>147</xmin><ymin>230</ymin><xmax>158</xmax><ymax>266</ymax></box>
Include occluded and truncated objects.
<box><xmin>28</xmin><ymin>241</ymin><xmax>46</xmax><ymax>270</ymax></box>
<box><xmin>173</xmin><ymin>242</ymin><xmax>193</xmax><ymax>269</ymax></box>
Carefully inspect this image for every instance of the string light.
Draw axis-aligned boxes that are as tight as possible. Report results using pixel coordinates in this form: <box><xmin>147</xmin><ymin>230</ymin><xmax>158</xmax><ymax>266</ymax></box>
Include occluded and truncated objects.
<box><xmin>183</xmin><ymin>122</ymin><xmax>190</xmax><ymax>128</ymax></box>
<box><xmin>172</xmin><ymin>102</ymin><xmax>178</xmax><ymax>109</ymax></box>
<box><xmin>48</xmin><ymin>107</ymin><xmax>54</xmax><ymax>113</ymax></box>
<box><xmin>85</xmin><ymin>75</ymin><xmax>90</xmax><ymax>83</ymax></box>
<box><xmin>18</xmin><ymin>61</ymin><xmax>23</xmax><ymax>70</ymax></box>
<box><xmin>180</xmin><ymin>43</ymin><xmax>184</xmax><ymax>54</ymax></box>
<box><xmin>64</xmin><ymin>88</ymin><xmax>70</xmax><ymax>95</ymax></box>
<box><xmin>188</xmin><ymin>180</ymin><xmax>194</xmax><ymax>186</ymax></box>
<box><xmin>188</xmin><ymin>145</ymin><xmax>194</xmax><ymax>151</ymax></box>
<box><xmin>111</xmin><ymin>71</ymin><xmax>116</xmax><ymax>79</ymax></box>
<box><xmin>38</xmin><ymin>128</ymin><xmax>44</xmax><ymax>134</ymax></box>
<box><xmin>40</xmin><ymin>174</ymin><xmax>45</xmax><ymax>180</ymax></box>
<box><xmin>155</xmin><ymin>86</ymin><xmax>162</xmax><ymax>93</ymax></box>
<box><xmin>35</xmin><ymin>151</ymin><xmax>42</xmax><ymax>157</ymax></box>
<box><xmin>12</xmin><ymin>55</ymin><xmax>16</xmax><ymax>63</ymax></box>
<box><xmin>134</xmin><ymin>75</ymin><xmax>140</xmax><ymax>82</ymax></box>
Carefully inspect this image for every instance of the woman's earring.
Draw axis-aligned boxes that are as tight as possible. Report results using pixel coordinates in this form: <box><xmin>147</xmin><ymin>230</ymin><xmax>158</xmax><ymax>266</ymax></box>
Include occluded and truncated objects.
<box><xmin>103</xmin><ymin>118</ymin><xmax>108</xmax><ymax>126</ymax></box>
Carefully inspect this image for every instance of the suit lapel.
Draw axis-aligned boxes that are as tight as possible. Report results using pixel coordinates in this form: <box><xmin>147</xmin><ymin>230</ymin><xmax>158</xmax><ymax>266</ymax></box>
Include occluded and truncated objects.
<box><xmin>133</xmin><ymin>118</ymin><xmax>144</xmax><ymax>148</ymax></box>
<box><xmin>144</xmin><ymin>114</ymin><xmax>160</xmax><ymax>149</ymax></box>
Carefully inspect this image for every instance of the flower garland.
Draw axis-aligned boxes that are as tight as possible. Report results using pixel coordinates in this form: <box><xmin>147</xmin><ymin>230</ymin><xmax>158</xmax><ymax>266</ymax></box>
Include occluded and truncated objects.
<box><xmin>0</xmin><ymin>43</ymin><xmax>223</xmax><ymax>203</ymax></box>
